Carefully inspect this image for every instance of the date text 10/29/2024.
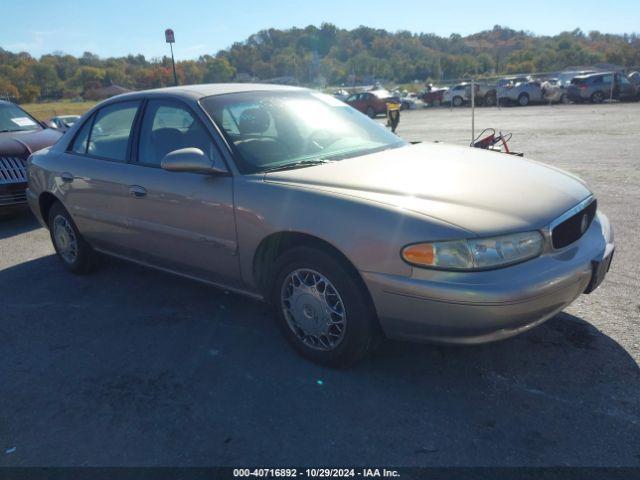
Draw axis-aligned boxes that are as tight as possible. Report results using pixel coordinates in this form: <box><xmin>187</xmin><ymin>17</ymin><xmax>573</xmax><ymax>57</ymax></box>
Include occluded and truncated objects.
<box><xmin>233</xmin><ymin>469</ymin><xmax>401</xmax><ymax>478</ymax></box>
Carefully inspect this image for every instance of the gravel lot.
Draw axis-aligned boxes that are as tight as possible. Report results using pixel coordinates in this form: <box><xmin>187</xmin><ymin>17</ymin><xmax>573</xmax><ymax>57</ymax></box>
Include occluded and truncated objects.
<box><xmin>1</xmin><ymin>103</ymin><xmax>638</xmax><ymax>467</ymax></box>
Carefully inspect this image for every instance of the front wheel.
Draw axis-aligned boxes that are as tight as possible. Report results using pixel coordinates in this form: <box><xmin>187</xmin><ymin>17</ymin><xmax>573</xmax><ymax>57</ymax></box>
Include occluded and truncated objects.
<box><xmin>48</xmin><ymin>202</ymin><xmax>96</xmax><ymax>274</ymax></box>
<box><xmin>366</xmin><ymin>106</ymin><xmax>375</xmax><ymax>118</ymax></box>
<box><xmin>271</xmin><ymin>247</ymin><xmax>380</xmax><ymax>367</ymax></box>
<box><xmin>452</xmin><ymin>96</ymin><xmax>464</xmax><ymax>107</ymax></box>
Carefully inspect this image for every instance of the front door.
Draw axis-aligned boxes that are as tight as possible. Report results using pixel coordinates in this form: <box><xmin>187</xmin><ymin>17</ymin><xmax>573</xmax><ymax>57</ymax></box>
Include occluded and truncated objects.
<box><xmin>122</xmin><ymin>99</ymin><xmax>241</xmax><ymax>287</ymax></box>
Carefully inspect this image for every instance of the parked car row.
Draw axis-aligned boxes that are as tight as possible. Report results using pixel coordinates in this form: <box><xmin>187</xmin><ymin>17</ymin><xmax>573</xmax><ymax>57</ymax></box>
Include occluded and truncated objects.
<box><xmin>419</xmin><ymin>71</ymin><xmax>640</xmax><ymax>107</ymax></box>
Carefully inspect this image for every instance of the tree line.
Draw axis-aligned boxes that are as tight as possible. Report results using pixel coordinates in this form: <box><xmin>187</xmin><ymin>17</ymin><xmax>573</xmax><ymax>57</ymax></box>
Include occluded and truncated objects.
<box><xmin>1</xmin><ymin>24</ymin><xmax>639</xmax><ymax>103</ymax></box>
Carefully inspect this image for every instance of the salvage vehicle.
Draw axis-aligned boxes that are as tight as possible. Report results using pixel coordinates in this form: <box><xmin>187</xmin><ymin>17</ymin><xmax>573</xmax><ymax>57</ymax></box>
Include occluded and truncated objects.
<box><xmin>443</xmin><ymin>83</ymin><xmax>470</xmax><ymax>107</ymax></box>
<box><xmin>420</xmin><ymin>86</ymin><xmax>447</xmax><ymax>107</ymax></box>
<box><xmin>497</xmin><ymin>77</ymin><xmax>544</xmax><ymax>106</ymax></box>
<box><xmin>541</xmin><ymin>79</ymin><xmax>570</xmax><ymax>103</ymax></box>
<box><xmin>345</xmin><ymin>90</ymin><xmax>391</xmax><ymax>117</ymax></box>
<box><xmin>0</xmin><ymin>100</ymin><xmax>62</xmax><ymax>215</ymax></box>
<box><xmin>442</xmin><ymin>83</ymin><xmax>496</xmax><ymax>107</ymax></box>
<box><xmin>27</xmin><ymin>84</ymin><xmax>615</xmax><ymax>366</ymax></box>
<box><xmin>566</xmin><ymin>72</ymin><xmax>638</xmax><ymax>103</ymax></box>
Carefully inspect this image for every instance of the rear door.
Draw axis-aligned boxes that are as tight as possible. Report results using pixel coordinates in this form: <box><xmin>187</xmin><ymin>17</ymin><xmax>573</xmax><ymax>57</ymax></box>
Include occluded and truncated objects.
<box><xmin>122</xmin><ymin>98</ymin><xmax>241</xmax><ymax>287</ymax></box>
<box><xmin>59</xmin><ymin>100</ymin><xmax>141</xmax><ymax>253</ymax></box>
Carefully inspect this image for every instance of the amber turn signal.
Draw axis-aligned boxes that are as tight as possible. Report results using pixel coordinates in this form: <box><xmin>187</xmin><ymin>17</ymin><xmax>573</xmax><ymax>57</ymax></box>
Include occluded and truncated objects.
<box><xmin>402</xmin><ymin>243</ymin><xmax>435</xmax><ymax>266</ymax></box>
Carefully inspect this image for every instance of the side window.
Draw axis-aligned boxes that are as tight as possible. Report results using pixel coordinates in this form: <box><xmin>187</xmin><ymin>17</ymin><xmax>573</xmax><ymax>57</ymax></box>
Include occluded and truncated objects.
<box><xmin>70</xmin><ymin>115</ymin><xmax>93</xmax><ymax>154</ymax></box>
<box><xmin>138</xmin><ymin>100</ymin><xmax>216</xmax><ymax>167</ymax></box>
<box><xmin>87</xmin><ymin>101</ymin><xmax>140</xmax><ymax>162</ymax></box>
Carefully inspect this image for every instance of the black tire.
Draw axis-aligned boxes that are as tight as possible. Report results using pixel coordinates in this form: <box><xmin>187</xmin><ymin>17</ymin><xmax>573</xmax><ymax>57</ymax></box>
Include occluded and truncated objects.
<box><xmin>517</xmin><ymin>93</ymin><xmax>530</xmax><ymax>106</ymax></box>
<box><xmin>48</xmin><ymin>202</ymin><xmax>95</xmax><ymax>274</ymax></box>
<box><xmin>270</xmin><ymin>246</ymin><xmax>381</xmax><ymax>367</ymax></box>
<box><xmin>452</xmin><ymin>96</ymin><xmax>463</xmax><ymax>107</ymax></box>
<box><xmin>484</xmin><ymin>94</ymin><xmax>496</xmax><ymax>107</ymax></box>
<box><xmin>591</xmin><ymin>91</ymin><xmax>605</xmax><ymax>104</ymax></box>
<box><xmin>366</xmin><ymin>106</ymin><xmax>375</xmax><ymax>118</ymax></box>
<box><xmin>560</xmin><ymin>93</ymin><xmax>569</xmax><ymax>104</ymax></box>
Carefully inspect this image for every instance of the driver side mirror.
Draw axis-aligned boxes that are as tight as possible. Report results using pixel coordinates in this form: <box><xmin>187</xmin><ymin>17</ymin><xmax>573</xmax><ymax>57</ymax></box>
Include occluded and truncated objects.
<box><xmin>161</xmin><ymin>148</ymin><xmax>227</xmax><ymax>174</ymax></box>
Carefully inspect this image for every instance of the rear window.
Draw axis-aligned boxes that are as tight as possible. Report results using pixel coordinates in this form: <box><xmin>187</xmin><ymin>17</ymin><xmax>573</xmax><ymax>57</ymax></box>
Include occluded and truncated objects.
<box><xmin>571</xmin><ymin>78</ymin><xmax>587</xmax><ymax>85</ymax></box>
<box><xmin>86</xmin><ymin>101</ymin><xmax>140</xmax><ymax>162</ymax></box>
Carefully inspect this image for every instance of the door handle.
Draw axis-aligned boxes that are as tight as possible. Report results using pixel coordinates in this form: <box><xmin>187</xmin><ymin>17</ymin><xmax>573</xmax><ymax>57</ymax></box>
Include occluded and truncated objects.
<box><xmin>61</xmin><ymin>172</ymin><xmax>74</xmax><ymax>183</ymax></box>
<box><xmin>128</xmin><ymin>185</ymin><xmax>147</xmax><ymax>198</ymax></box>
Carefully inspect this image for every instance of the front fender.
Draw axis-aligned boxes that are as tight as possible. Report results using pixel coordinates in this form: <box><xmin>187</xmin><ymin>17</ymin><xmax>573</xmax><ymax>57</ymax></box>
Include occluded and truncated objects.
<box><xmin>234</xmin><ymin>177</ymin><xmax>471</xmax><ymax>289</ymax></box>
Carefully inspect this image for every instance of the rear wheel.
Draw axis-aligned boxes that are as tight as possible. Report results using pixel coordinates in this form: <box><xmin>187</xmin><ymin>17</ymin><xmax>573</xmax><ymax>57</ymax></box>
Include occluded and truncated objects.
<box><xmin>591</xmin><ymin>91</ymin><xmax>605</xmax><ymax>103</ymax></box>
<box><xmin>518</xmin><ymin>93</ymin><xmax>530</xmax><ymax>106</ymax></box>
<box><xmin>484</xmin><ymin>94</ymin><xmax>496</xmax><ymax>107</ymax></box>
<box><xmin>271</xmin><ymin>246</ymin><xmax>380</xmax><ymax>367</ymax></box>
<box><xmin>48</xmin><ymin>202</ymin><xmax>95</xmax><ymax>274</ymax></box>
<box><xmin>560</xmin><ymin>93</ymin><xmax>569</xmax><ymax>104</ymax></box>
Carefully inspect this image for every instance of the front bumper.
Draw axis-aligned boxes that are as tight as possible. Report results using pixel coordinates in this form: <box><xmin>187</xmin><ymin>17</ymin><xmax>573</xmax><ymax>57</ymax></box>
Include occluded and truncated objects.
<box><xmin>362</xmin><ymin>212</ymin><xmax>614</xmax><ymax>344</ymax></box>
<box><xmin>0</xmin><ymin>182</ymin><xmax>29</xmax><ymax>215</ymax></box>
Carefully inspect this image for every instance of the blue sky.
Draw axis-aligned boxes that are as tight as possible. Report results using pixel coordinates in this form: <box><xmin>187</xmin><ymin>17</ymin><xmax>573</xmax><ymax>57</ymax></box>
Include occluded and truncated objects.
<box><xmin>1</xmin><ymin>0</ymin><xmax>638</xmax><ymax>60</ymax></box>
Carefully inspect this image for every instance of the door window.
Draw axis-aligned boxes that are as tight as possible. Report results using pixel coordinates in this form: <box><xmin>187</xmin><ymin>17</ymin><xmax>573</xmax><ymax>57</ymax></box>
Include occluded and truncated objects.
<box><xmin>87</xmin><ymin>101</ymin><xmax>140</xmax><ymax>161</ymax></box>
<box><xmin>138</xmin><ymin>100</ymin><xmax>217</xmax><ymax>167</ymax></box>
<box><xmin>70</xmin><ymin>115</ymin><xmax>94</xmax><ymax>154</ymax></box>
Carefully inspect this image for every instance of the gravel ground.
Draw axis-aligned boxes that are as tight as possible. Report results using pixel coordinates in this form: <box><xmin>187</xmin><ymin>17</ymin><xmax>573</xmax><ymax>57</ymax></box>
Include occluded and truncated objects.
<box><xmin>0</xmin><ymin>103</ymin><xmax>638</xmax><ymax>467</ymax></box>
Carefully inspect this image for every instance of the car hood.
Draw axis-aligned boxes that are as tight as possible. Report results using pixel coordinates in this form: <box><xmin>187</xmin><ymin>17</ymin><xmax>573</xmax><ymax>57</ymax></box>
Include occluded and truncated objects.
<box><xmin>0</xmin><ymin>128</ymin><xmax>62</xmax><ymax>158</ymax></box>
<box><xmin>263</xmin><ymin>143</ymin><xmax>592</xmax><ymax>236</ymax></box>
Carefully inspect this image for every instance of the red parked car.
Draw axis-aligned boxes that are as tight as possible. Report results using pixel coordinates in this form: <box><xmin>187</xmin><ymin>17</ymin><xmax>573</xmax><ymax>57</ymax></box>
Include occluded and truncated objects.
<box><xmin>345</xmin><ymin>90</ymin><xmax>393</xmax><ymax>117</ymax></box>
<box><xmin>421</xmin><ymin>86</ymin><xmax>447</xmax><ymax>106</ymax></box>
<box><xmin>0</xmin><ymin>100</ymin><xmax>62</xmax><ymax>215</ymax></box>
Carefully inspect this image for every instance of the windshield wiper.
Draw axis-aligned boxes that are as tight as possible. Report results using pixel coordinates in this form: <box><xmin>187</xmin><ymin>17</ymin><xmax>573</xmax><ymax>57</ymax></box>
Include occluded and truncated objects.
<box><xmin>262</xmin><ymin>159</ymin><xmax>331</xmax><ymax>173</ymax></box>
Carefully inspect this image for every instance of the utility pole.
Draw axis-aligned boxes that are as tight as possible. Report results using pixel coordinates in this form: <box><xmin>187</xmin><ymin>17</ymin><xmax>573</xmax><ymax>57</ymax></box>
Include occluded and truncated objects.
<box><xmin>165</xmin><ymin>28</ymin><xmax>178</xmax><ymax>86</ymax></box>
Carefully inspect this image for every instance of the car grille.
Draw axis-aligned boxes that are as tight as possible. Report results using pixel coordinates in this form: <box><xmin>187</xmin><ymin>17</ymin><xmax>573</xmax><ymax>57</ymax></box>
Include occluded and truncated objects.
<box><xmin>0</xmin><ymin>156</ymin><xmax>28</xmax><ymax>184</ymax></box>
<box><xmin>0</xmin><ymin>191</ymin><xmax>27</xmax><ymax>206</ymax></box>
<box><xmin>551</xmin><ymin>199</ymin><xmax>597</xmax><ymax>249</ymax></box>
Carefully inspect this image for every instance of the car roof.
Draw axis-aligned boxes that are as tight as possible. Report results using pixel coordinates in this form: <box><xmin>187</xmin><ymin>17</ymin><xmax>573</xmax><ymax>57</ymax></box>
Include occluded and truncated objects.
<box><xmin>107</xmin><ymin>83</ymin><xmax>308</xmax><ymax>103</ymax></box>
<box><xmin>574</xmin><ymin>72</ymin><xmax>613</xmax><ymax>79</ymax></box>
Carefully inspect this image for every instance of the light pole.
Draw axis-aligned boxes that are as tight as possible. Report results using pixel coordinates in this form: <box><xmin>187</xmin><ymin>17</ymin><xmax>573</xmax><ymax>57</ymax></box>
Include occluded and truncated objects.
<box><xmin>165</xmin><ymin>28</ymin><xmax>178</xmax><ymax>86</ymax></box>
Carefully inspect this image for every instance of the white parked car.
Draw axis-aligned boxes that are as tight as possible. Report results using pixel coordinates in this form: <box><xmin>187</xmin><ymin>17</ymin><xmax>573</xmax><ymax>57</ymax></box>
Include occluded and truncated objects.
<box><xmin>443</xmin><ymin>83</ymin><xmax>471</xmax><ymax>107</ymax></box>
<box><xmin>541</xmin><ymin>79</ymin><xmax>570</xmax><ymax>104</ymax></box>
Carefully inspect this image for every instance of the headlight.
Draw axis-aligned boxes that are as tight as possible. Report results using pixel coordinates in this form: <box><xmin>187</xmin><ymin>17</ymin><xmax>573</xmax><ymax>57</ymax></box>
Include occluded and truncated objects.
<box><xmin>402</xmin><ymin>231</ymin><xmax>544</xmax><ymax>270</ymax></box>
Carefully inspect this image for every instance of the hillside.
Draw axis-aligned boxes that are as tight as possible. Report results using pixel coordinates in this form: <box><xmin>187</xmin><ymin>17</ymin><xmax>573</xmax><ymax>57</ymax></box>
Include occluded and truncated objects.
<box><xmin>1</xmin><ymin>24</ymin><xmax>639</xmax><ymax>102</ymax></box>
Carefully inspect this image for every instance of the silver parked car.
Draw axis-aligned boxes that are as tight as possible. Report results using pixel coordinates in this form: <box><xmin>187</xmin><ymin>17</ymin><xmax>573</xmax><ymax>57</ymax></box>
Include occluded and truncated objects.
<box><xmin>566</xmin><ymin>72</ymin><xmax>638</xmax><ymax>103</ymax></box>
<box><xmin>497</xmin><ymin>76</ymin><xmax>544</xmax><ymax>106</ymax></box>
<box><xmin>443</xmin><ymin>83</ymin><xmax>470</xmax><ymax>107</ymax></box>
<box><xmin>26</xmin><ymin>84</ymin><xmax>615</xmax><ymax>366</ymax></box>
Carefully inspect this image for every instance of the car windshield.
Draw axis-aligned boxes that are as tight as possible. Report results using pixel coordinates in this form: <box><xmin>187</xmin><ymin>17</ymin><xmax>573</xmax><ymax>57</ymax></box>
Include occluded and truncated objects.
<box><xmin>0</xmin><ymin>103</ymin><xmax>42</xmax><ymax>133</ymax></box>
<box><xmin>201</xmin><ymin>91</ymin><xmax>406</xmax><ymax>174</ymax></box>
